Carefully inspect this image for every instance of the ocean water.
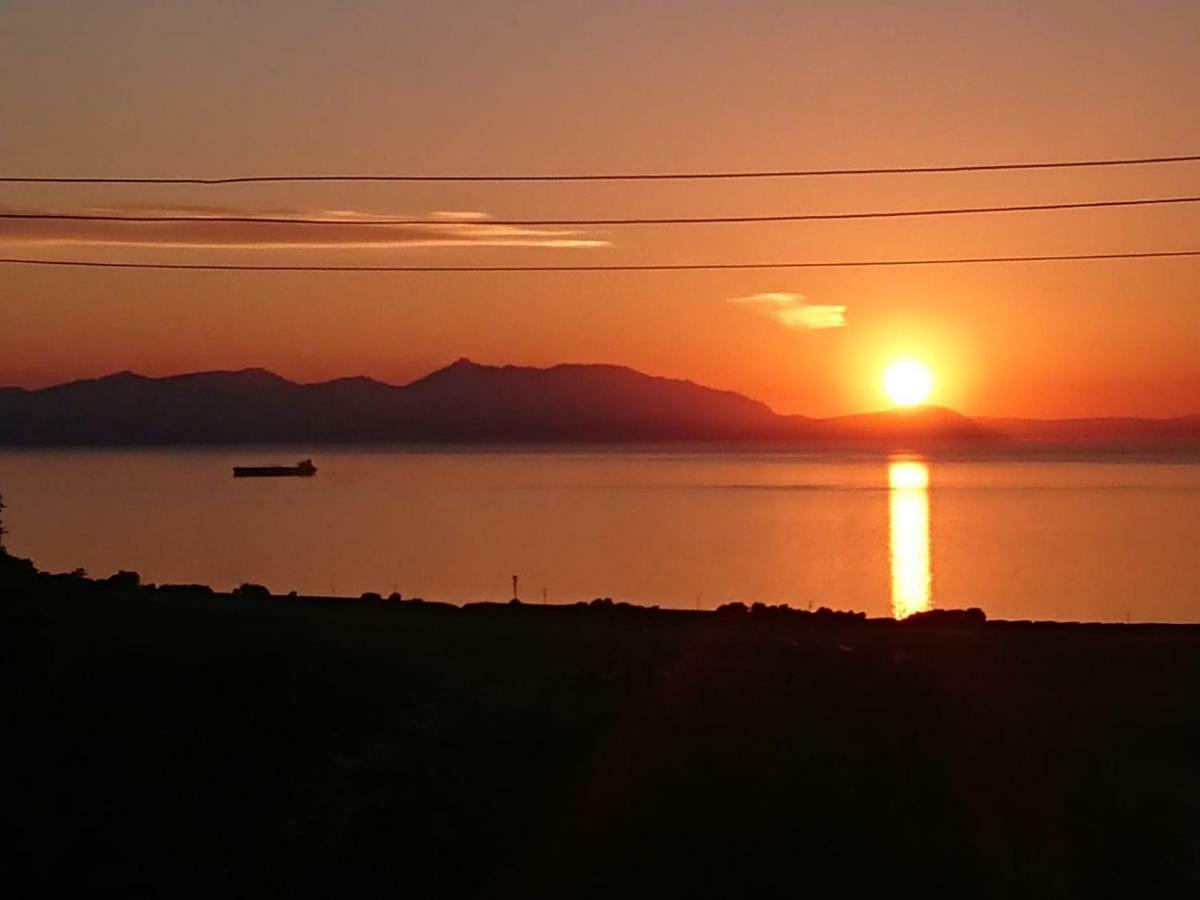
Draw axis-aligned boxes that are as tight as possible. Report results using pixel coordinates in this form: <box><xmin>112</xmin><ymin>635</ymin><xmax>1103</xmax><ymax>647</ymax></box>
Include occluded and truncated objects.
<box><xmin>2</xmin><ymin>447</ymin><xmax>1198</xmax><ymax>622</ymax></box>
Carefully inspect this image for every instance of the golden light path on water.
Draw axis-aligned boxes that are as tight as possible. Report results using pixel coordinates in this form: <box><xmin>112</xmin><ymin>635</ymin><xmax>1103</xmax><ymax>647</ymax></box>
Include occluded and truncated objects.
<box><xmin>888</xmin><ymin>458</ymin><xmax>932</xmax><ymax>618</ymax></box>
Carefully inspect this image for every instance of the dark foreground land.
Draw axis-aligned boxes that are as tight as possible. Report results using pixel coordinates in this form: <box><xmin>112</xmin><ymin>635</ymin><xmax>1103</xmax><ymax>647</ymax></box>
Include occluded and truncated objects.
<box><xmin>4</xmin><ymin>555</ymin><xmax>1200</xmax><ymax>897</ymax></box>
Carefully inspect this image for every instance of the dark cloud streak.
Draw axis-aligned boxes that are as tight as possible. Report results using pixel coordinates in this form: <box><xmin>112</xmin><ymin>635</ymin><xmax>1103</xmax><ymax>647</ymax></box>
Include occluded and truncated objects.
<box><xmin>0</xmin><ymin>205</ymin><xmax>608</xmax><ymax>250</ymax></box>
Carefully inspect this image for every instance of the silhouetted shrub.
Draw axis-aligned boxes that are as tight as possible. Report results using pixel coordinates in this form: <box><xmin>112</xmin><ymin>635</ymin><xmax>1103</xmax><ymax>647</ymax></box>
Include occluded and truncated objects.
<box><xmin>749</xmin><ymin>602</ymin><xmax>796</xmax><ymax>616</ymax></box>
<box><xmin>903</xmin><ymin>608</ymin><xmax>987</xmax><ymax>626</ymax></box>
<box><xmin>810</xmin><ymin>606</ymin><xmax>867</xmax><ymax>622</ymax></box>
<box><xmin>387</xmin><ymin>592</ymin><xmax>402</xmax><ymax>602</ymax></box>
<box><xmin>717</xmin><ymin>602</ymin><xmax>748</xmax><ymax>614</ymax></box>
<box><xmin>0</xmin><ymin>551</ymin><xmax>36</xmax><ymax>581</ymax></box>
<box><xmin>361</xmin><ymin>591</ymin><xmax>383</xmax><ymax>601</ymax></box>
<box><xmin>234</xmin><ymin>583</ymin><xmax>270</xmax><ymax>599</ymax></box>
<box><xmin>160</xmin><ymin>583</ymin><xmax>214</xmax><ymax>596</ymax></box>
<box><xmin>103</xmin><ymin>570</ymin><xmax>141</xmax><ymax>590</ymax></box>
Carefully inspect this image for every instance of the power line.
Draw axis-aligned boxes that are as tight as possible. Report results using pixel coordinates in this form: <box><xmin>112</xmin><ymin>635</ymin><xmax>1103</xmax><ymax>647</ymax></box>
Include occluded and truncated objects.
<box><xmin>3</xmin><ymin>153</ymin><xmax>1200</xmax><ymax>184</ymax></box>
<box><xmin>3</xmin><ymin>250</ymin><xmax>1199</xmax><ymax>273</ymax></box>
<box><xmin>4</xmin><ymin>195</ymin><xmax>1200</xmax><ymax>227</ymax></box>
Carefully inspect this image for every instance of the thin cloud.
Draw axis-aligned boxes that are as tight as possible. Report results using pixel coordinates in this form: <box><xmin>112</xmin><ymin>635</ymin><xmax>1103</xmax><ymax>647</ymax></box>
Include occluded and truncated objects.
<box><xmin>431</xmin><ymin>210</ymin><xmax>492</xmax><ymax>221</ymax></box>
<box><xmin>729</xmin><ymin>292</ymin><xmax>847</xmax><ymax>330</ymax></box>
<box><xmin>0</xmin><ymin>205</ymin><xmax>608</xmax><ymax>250</ymax></box>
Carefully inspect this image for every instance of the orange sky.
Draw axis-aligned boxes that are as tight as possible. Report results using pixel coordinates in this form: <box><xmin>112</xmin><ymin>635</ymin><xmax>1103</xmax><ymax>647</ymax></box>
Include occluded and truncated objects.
<box><xmin>2</xmin><ymin>1</ymin><xmax>1199</xmax><ymax>418</ymax></box>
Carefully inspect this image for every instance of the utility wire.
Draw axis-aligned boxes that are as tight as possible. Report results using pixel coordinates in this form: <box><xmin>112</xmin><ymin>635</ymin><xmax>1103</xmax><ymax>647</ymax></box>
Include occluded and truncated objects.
<box><xmin>3</xmin><ymin>153</ymin><xmax>1200</xmax><ymax>184</ymax></box>
<box><xmin>5</xmin><ymin>195</ymin><xmax>1200</xmax><ymax>227</ymax></box>
<box><xmin>3</xmin><ymin>250</ymin><xmax>1199</xmax><ymax>273</ymax></box>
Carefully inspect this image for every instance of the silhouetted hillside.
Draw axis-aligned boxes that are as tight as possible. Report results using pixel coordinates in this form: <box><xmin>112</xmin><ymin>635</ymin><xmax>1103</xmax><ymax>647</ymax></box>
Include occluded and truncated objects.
<box><xmin>0</xmin><ymin>359</ymin><xmax>795</xmax><ymax>445</ymax></box>
<box><xmin>0</xmin><ymin>369</ymin><xmax>312</xmax><ymax>444</ymax></box>
<box><xmin>818</xmin><ymin>405</ymin><xmax>997</xmax><ymax>441</ymax></box>
<box><xmin>2</xmin><ymin>359</ymin><xmax>1194</xmax><ymax>446</ymax></box>
<box><xmin>396</xmin><ymin>358</ymin><xmax>793</xmax><ymax>440</ymax></box>
<box><xmin>979</xmin><ymin>414</ymin><xmax>1200</xmax><ymax>443</ymax></box>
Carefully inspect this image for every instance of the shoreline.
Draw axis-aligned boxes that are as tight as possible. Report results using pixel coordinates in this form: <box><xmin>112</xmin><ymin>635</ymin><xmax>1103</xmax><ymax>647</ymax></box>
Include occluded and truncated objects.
<box><xmin>6</xmin><ymin>550</ymin><xmax>1200</xmax><ymax>628</ymax></box>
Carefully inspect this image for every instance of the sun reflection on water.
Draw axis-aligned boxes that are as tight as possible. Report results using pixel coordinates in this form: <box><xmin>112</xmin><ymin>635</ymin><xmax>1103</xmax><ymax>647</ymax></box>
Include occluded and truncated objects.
<box><xmin>888</xmin><ymin>458</ymin><xmax>931</xmax><ymax>619</ymax></box>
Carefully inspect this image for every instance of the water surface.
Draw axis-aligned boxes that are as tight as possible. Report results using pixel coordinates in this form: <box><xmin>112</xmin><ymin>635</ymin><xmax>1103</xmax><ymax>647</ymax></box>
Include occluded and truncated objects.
<box><xmin>2</xmin><ymin>447</ymin><xmax>1198</xmax><ymax>621</ymax></box>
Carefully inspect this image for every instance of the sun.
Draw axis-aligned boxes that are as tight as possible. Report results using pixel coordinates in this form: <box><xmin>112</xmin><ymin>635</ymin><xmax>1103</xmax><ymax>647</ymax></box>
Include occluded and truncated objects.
<box><xmin>882</xmin><ymin>358</ymin><xmax>933</xmax><ymax>407</ymax></box>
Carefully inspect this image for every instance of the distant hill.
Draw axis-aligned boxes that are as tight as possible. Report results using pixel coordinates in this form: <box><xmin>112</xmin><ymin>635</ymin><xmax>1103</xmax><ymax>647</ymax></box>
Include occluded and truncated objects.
<box><xmin>818</xmin><ymin>405</ymin><xmax>998</xmax><ymax>442</ymax></box>
<box><xmin>0</xmin><ymin>359</ymin><xmax>1194</xmax><ymax>446</ymax></box>
<box><xmin>978</xmin><ymin>414</ymin><xmax>1200</xmax><ymax>443</ymax></box>
<box><xmin>0</xmin><ymin>359</ymin><xmax>795</xmax><ymax>445</ymax></box>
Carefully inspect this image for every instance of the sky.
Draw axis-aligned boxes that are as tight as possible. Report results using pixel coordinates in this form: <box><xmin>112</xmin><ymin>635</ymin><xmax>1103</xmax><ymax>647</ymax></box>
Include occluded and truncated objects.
<box><xmin>2</xmin><ymin>0</ymin><xmax>1199</xmax><ymax>417</ymax></box>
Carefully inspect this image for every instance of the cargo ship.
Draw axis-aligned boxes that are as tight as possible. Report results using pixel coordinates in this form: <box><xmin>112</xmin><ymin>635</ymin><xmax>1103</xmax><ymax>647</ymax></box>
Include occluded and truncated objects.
<box><xmin>232</xmin><ymin>459</ymin><xmax>317</xmax><ymax>478</ymax></box>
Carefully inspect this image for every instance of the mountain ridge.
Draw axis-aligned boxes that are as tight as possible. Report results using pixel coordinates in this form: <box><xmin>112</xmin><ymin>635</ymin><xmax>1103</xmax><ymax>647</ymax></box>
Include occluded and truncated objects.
<box><xmin>0</xmin><ymin>360</ymin><xmax>1195</xmax><ymax>446</ymax></box>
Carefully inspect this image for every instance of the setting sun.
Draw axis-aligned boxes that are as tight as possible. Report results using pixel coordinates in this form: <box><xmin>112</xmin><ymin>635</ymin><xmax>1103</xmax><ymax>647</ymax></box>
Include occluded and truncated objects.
<box><xmin>883</xmin><ymin>359</ymin><xmax>934</xmax><ymax>407</ymax></box>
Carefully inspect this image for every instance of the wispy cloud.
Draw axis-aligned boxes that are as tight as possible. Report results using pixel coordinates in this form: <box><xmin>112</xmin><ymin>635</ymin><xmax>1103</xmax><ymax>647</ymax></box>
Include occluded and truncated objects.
<box><xmin>430</xmin><ymin>210</ymin><xmax>492</xmax><ymax>221</ymax></box>
<box><xmin>729</xmin><ymin>292</ymin><xmax>847</xmax><ymax>330</ymax></box>
<box><xmin>0</xmin><ymin>205</ymin><xmax>608</xmax><ymax>250</ymax></box>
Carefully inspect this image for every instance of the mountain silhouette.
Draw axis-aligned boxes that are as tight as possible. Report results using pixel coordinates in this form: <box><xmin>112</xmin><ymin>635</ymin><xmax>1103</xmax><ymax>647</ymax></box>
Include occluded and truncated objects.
<box><xmin>0</xmin><ymin>359</ymin><xmax>800</xmax><ymax>444</ymax></box>
<box><xmin>818</xmin><ymin>405</ymin><xmax>996</xmax><ymax>441</ymax></box>
<box><xmin>978</xmin><ymin>414</ymin><xmax>1200</xmax><ymax>443</ymax></box>
<box><xmin>0</xmin><ymin>358</ymin><xmax>1190</xmax><ymax>446</ymax></box>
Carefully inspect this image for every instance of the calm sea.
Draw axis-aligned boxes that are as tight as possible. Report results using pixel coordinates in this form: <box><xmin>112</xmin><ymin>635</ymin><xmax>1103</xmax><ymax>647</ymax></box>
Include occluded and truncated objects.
<box><xmin>2</xmin><ymin>447</ymin><xmax>1198</xmax><ymax>622</ymax></box>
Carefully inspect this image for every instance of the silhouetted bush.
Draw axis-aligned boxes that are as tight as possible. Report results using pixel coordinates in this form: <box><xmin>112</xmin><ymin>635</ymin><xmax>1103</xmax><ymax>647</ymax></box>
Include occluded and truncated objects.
<box><xmin>811</xmin><ymin>606</ymin><xmax>867</xmax><ymax>622</ymax></box>
<box><xmin>361</xmin><ymin>591</ymin><xmax>383</xmax><ymax>602</ymax></box>
<box><xmin>159</xmin><ymin>583</ymin><xmax>214</xmax><ymax>596</ymax></box>
<box><xmin>903</xmin><ymin>607</ymin><xmax>987</xmax><ymax>626</ymax></box>
<box><xmin>103</xmin><ymin>570</ymin><xmax>141</xmax><ymax>590</ymax></box>
<box><xmin>716</xmin><ymin>602</ymin><xmax>748</xmax><ymax>614</ymax></box>
<box><xmin>749</xmin><ymin>602</ymin><xmax>796</xmax><ymax>617</ymax></box>
<box><xmin>387</xmin><ymin>592</ymin><xmax>403</xmax><ymax>602</ymax></box>
<box><xmin>0</xmin><ymin>551</ymin><xmax>36</xmax><ymax>582</ymax></box>
<box><xmin>234</xmin><ymin>583</ymin><xmax>270</xmax><ymax>599</ymax></box>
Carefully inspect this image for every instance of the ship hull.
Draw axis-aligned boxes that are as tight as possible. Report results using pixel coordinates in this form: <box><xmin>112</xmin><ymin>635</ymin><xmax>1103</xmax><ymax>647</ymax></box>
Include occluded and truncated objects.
<box><xmin>233</xmin><ymin>461</ymin><xmax>317</xmax><ymax>478</ymax></box>
<box><xmin>233</xmin><ymin>468</ymin><xmax>315</xmax><ymax>478</ymax></box>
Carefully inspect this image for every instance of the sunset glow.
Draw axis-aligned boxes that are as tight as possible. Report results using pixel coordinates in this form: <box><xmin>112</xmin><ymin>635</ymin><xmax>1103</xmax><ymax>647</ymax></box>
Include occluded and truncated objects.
<box><xmin>883</xmin><ymin>359</ymin><xmax>934</xmax><ymax>407</ymax></box>
<box><xmin>2</xmin><ymin>4</ymin><xmax>1199</xmax><ymax>419</ymax></box>
<box><xmin>5</xmin><ymin>4</ymin><xmax>1200</xmax><ymax>895</ymax></box>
